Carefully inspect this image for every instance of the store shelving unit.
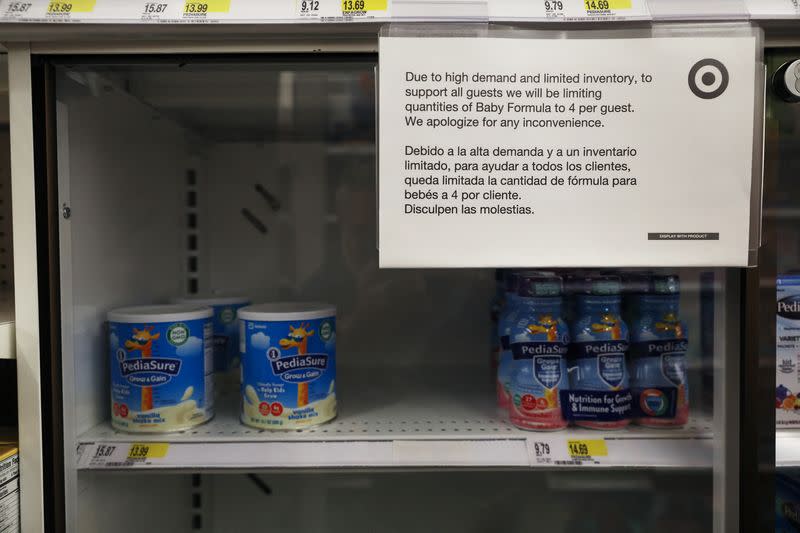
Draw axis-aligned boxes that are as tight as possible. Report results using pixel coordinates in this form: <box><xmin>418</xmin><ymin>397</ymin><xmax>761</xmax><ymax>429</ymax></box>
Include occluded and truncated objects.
<box><xmin>77</xmin><ymin>369</ymin><xmax>713</xmax><ymax>470</ymax></box>
<box><xmin>1</xmin><ymin>10</ymin><xmax>781</xmax><ymax>531</ymax></box>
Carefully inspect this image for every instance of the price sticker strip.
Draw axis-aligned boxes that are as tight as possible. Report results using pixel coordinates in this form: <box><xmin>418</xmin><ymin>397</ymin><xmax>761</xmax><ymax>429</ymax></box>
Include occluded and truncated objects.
<box><xmin>490</xmin><ymin>0</ymin><xmax>649</xmax><ymax>21</ymax></box>
<box><xmin>0</xmin><ymin>0</ymin><xmax>392</xmax><ymax>21</ymax></box>
<box><xmin>527</xmin><ymin>437</ymin><xmax>607</xmax><ymax>466</ymax></box>
<box><xmin>526</xmin><ymin>434</ymin><xmax>713</xmax><ymax>468</ymax></box>
<box><xmin>77</xmin><ymin>442</ymin><xmax>170</xmax><ymax>468</ymax></box>
<box><xmin>2</xmin><ymin>0</ymin><xmax>799</xmax><ymax>21</ymax></box>
<box><xmin>549</xmin><ymin>0</ymin><xmax>648</xmax><ymax>19</ymax></box>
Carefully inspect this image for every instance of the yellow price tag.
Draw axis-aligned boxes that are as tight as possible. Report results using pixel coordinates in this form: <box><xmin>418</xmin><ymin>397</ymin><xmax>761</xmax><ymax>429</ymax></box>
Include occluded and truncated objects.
<box><xmin>47</xmin><ymin>0</ymin><xmax>95</xmax><ymax>13</ymax></box>
<box><xmin>342</xmin><ymin>0</ymin><xmax>386</xmax><ymax>13</ymax></box>
<box><xmin>567</xmin><ymin>439</ymin><xmax>608</xmax><ymax>457</ymax></box>
<box><xmin>127</xmin><ymin>442</ymin><xmax>169</xmax><ymax>460</ymax></box>
<box><xmin>184</xmin><ymin>0</ymin><xmax>230</xmax><ymax>13</ymax></box>
<box><xmin>584</xmin><ymin>0</ymin><xmax>631</xmax><ymax>10</ymax></box>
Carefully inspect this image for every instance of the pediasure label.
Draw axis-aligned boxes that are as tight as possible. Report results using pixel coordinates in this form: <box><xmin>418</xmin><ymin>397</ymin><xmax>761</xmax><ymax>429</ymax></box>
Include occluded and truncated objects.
<box><xmin>563</xmin><ymin>340</ymin><xmax>633</xmax><ymax>422</ymax></box>
<box><xmin>509</xmin><ymin>332</ymin><xmax>570</xmax><ymax>430</ymax></box>
<box><xmin>776</xmin><ymin>274</ymin><xmax>800</xmax><ymax>426</ymax></box>
<box><xmin>241</xmin><ymin>316</ymin><xmax>336</xmax><ymax>429</ymax></box>
<box><xmin>109</xmin><ymin>318</ymin><xmax>213</xmax><ymax>432</ymax></box>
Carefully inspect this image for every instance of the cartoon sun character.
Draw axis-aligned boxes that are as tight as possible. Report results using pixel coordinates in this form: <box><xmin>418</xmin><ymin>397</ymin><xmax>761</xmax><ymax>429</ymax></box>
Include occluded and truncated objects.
<box><xmin>526</xmin><ymin>316</ymin><xmax>561</xmax><ymax>407</ymax></box>
<box><xmin>279</xmin><ymin>323</ymin><xmax>315</xmax><ymax>407</ymax></box>
<box><xmin>544</xmin><ymin>387</ymin><xmax>558</xmax><ymax>408</ymax></box>
<box><xmin>124</xmin><ymin>326</ymin><xmax>161</xmax><ymax>411</ymax></box>
<box><xmin>591</xmin><ymin>313</ymin><xmax>622</xmax><ymax>340</ymax></box>
<box><xmin>526</xmin><ymin>315</ymin><xmax>559</xmax><ymax>342</ymax></box>
<box><xmin>655</xmin><ymin>312</ymin><xmax>684</xmax><ymax>338</ymax></box>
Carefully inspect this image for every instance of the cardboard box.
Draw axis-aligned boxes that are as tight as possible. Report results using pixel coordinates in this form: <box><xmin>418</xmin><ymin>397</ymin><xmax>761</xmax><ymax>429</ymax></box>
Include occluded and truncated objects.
<box><xmin>0</xmin><ymin>444</ymin><xmax>19</xmax><ymax>533</ymax></box>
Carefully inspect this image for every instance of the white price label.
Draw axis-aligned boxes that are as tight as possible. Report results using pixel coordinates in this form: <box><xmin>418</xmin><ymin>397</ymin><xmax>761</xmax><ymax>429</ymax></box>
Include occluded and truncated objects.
<box><xmin>296</xmin><ymin>0</ymin><xmax>320</xmax><ymax>16</ymax></box>
<box><xmin>295</xmin><ymin>0</ymin><xmax>340</xmax><ymax>18</ymax></box>
<box><xmin>2</xmin><ymin>1</ymin><xmax>32</xmax><ymax>18</ymax></box>
<box><xmin>141</xmin><ymin>1</ymin><xmax>169</xmax><ymax>19</ymax></box>
<box><xmin>88</xmin><ymin>443</ymin><xmax>119</xmax><ymax>467</ymax></box>
<box><xmin>527</xmin><ymin>440</ymin><xmax>553</xmax><ymax>465</ymax></box>
<box><xmin>542</xmin><ymin>0</ymin><xmax>565</xmax><ymax>18</ymax></box>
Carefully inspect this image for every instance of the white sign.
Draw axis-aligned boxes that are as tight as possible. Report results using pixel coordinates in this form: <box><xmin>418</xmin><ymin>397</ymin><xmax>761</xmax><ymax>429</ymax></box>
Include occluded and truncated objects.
<box><xmin>378</xmin><ymin>33</ymin><xmax>758</xmax><ymax>267</ymax></box>
<box><xmin>744</xmin><ymin>0</ymin><xmax>799</xmax><ymax>17</ymax></box>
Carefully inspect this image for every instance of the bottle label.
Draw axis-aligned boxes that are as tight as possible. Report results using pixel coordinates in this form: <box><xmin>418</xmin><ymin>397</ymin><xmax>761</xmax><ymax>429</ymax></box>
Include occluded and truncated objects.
<box><xmin>599</xmin><ymin>354</ymin><xmax>626</xmax><ymax>389</ymax></box>
<box><xmin>559</xmin><ymin>389</ymin><xmax>633</xmax><ymax>421</ymax></box>
<box><xmin>631</xmin><ymin>386</ymin><xmax>678</xmax><ymax>418</ymax></box>
<box><xmin>241</xmin><ymin>316</ymin><xmax>336</xmax><ymax>429</ymax></box>
<box><xmin>569</xmin><ymin>340</ymin><xmax>629</xmax><ymax>389</ymax></box>
<box><xmin>109</xmin><ymin>318</ymin><xmax>213</xmax><ymax>432</ymax></box>
<box><xmin>533</xmin><ymin>355</ymin><xmax>562</xmax><ymax>390</ymax></box>
<box><xmin>508</xmin><ymin>317</ymin><xmax>569</xmax><ymax>430</ymax></box>
<box><xmin>661</xmin><ymin>353</ymin><xmax>686</xmax><ymax>387</ymax></box>
<box><xmin>629</xmin><ymin>339</ymin><xmax>688</xmax><ymax>420</ymax></box>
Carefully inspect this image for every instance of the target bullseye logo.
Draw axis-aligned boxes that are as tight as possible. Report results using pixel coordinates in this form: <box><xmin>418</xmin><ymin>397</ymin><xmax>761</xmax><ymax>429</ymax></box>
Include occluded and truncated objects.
<box><xmin>688</xmin><ymin>58</ymin><xmax>729</xmax><ymax>99</ymax></box>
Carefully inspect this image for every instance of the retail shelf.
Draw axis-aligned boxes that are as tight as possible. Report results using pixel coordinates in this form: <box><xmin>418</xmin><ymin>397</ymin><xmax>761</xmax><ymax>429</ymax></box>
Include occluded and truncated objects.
<box><xmin>0</xmin><ymin>0</ymin><xmax>798</xmax><ymax>25</ymax></box>
<box><xmin>776</xmin><ymin>429</ymin><xmax>800</xmax><ymax>467</ymax></box>
<box><xmin>76</xmin><ymin>368</ymin><xmax>713</xmax><ymax>471</ymax></box>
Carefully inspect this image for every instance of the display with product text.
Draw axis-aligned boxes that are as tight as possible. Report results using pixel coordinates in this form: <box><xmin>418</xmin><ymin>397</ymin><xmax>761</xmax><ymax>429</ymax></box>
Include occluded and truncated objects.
<box><xmin>378</xmin><ymin>31</ymin><xmax>760</xmax><ymax>267</ymax></box>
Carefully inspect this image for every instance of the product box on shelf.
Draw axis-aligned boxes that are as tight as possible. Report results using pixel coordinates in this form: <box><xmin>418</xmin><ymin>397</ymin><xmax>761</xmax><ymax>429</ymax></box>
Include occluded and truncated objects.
<box><xmin>0</xmin><ymin>443</ymin><xmax>19</xmax><ymax>532</ymax></box>
<box><xmin>777</xmin><ymin>274</ymin><xmax>800</xmax><ymax>427</ymax></box>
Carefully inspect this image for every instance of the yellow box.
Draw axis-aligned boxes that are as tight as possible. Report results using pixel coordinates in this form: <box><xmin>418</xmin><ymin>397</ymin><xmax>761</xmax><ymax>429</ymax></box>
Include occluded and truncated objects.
<box><xmin>127</xmin><ymin>442</ymin><xmax>169</xmax><ymax>460</ymax></box>
<box><xmin>342</xmin><ymin>0</ymin><xmax>387</xmax><ymax>13</ymax></box>
<box><xmin>567</xmin><ymin>439</ymin><xmax>608</xmax><ymax>457</ymax></box>
<box><xmin>47</xmin><ymin>0</ymin><xmax>96</xmax><ymax>13</ymax></box>
<box><xmin>184</xmin><ymin>0</ymin><xmax>231</xmax><ymax>13</ymax></box>
<box><xmin>584</xmin><ymin>0</ymin><xmax>632</xmax><ymax>10</ymax></box>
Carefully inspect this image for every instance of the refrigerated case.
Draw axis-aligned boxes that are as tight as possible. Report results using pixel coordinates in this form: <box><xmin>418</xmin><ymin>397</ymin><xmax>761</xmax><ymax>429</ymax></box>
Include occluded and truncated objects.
<box><xmin>1</xmin><ymin>22</ymin><xmax>780</xmax><ymax>533</ymax></box>
<box><xmin>769</xmin><ymin>49</ymin><xmax>800</xmax><ymax>532</ymax></box>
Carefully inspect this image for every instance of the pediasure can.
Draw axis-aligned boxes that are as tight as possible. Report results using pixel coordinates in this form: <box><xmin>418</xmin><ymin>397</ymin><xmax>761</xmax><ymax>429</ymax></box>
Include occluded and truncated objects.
<box><xmin>171</xmin><ymin>295</ymin><xmax>251</xmax><ymax>372</ymax></box>
<box><xmin>108</xmin><ymin>304</ymin><xmax>214</xmax><ymax>433</ymax></box>
<box><xmin>239</xmin><ymin>303</ymin><xmax>336</xmax><ymax>429</ymax></box>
